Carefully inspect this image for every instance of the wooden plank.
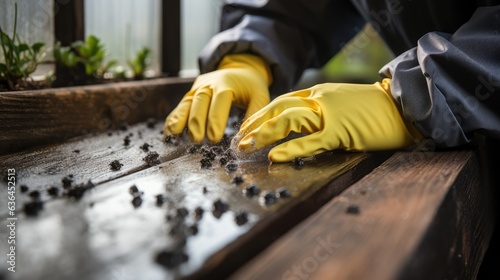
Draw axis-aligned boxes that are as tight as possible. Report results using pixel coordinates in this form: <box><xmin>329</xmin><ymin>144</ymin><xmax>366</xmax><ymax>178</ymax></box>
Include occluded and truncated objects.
<box><xmin>0</xmin><ymin>133</ymin><xmax>390</xmax><ymax>279</ymax></box>
<box><xmin>0</xmin><ymin>77</ymin><xmax>193</xmax><ymax>155</ymax></box>
<box><xmin>230</xmin><ymin>149</ymin><xmax>494</xmax><ymax>280</ymax></box>
<box><xmin>0</xmin><ymin>119</ymin><xmax>190</xmax><ymax>218</ymax></box>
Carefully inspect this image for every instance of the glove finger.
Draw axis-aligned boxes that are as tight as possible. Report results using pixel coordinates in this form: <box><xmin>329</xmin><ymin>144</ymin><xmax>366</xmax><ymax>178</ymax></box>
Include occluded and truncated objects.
<box><xmin>188</xmin><ymin>88</ymin><xmax>212</xmax><ymax>143</ymax></box>
<box><xmin>238</xmin><ymin>95</ymin><xmax>316</xmax><ymax>138</ymax></box>
<box><xmin>268</xmin><ymin>132</ymin><xmax>340</xmax><ymax>162</ymax></box>
<box><xmin>164</xmin><ymin>92</ymin><xmax>194</xmax><ymax>135</ymax></box>
<box><xmin>240</xmin><ymin>88</ymin><xmax>312</xmax><ymax>128</ymax></box>
<box><xmin>238</xmin><ymin>106</ymin><xmax>321</xmax><ymax>153</ymax></box>
<box><xmin>244</xmin><ymin>87</ymin><xmax>270</xmax><ymax>120</ymax></box>
<box><xmin>207</xmin><ymin>90</ymin><xmax>233</xmax><ymax>143</ymax></box>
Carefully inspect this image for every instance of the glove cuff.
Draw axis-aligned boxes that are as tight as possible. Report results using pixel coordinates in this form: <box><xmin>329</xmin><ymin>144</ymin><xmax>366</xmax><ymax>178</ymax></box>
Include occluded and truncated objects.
<box><xmin>217</xmin><ymin>54</ymin><xmax>273</xmax><ymax>86</ymax></box>
<box><xmin>377</xmin><ymin>78</ymin><xmax>424</xmax><ymax>143</ymax></box>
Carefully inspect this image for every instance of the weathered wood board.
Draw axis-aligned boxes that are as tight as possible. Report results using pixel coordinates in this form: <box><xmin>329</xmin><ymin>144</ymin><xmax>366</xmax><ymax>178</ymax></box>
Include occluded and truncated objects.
<box><xmin>230</xmin><ymin>150</ymin><xmax>494</xmax><ymax>280</ymax></box>
<box><xmin>0</xmin><ymin>120</ymin><xmax>390</xmax><ymax>280</ymax></box>
<box><xmin>0</xmin><ymin>77</ymin><xmax>193</xmax><ymax>155</ymax></box>
<box><xmin>0</xmin><ymin>120</ymin><xmax>187</xmax><ymax>218</ymax></box>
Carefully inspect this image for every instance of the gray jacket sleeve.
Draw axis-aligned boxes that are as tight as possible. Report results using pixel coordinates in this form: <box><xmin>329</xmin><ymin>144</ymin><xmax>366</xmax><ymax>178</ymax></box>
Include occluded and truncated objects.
<box><xmin>198</xmin><ymin>0</ymin><xmax>363</xmax><ymax>94</ymax></box>
<box><xmin>380</xmin><ymin>6</ymin><xmax>500</xmax><ymax>148</ymax></box>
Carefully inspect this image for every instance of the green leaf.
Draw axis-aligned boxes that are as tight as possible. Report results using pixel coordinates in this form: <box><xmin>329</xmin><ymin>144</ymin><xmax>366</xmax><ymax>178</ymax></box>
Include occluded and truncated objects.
<box><xmin>86</xmin><ymin>35</ymin><xmax>100</xmax><ymax>55</ymax></box>
<box><xmin>72</xmin><ymin>40</ymin><xmax>87</xmax><ymax>57</ymax></box>
<box><xmin>106</xmin><ymin>60</ymin><xmax>117</xmax><ymax>69</ymax></box>
<box><xmin>65</xmin><ymin>52</ymin><xmax>78</xmax><ymax>67</ymax></box>
<box><xmin>0</xmin><ymin>31</ymin><xmax>13</xmax><ymax>54</ymax></box>
<box><xmin>18</xmin><ymin>43</ymin><xmax>29</xmax><ymax>53</ymax></box>
<box><xmin>31</xmin><ymin>42</ymin><xmax>44</xmax><ymax>54</ymax></box>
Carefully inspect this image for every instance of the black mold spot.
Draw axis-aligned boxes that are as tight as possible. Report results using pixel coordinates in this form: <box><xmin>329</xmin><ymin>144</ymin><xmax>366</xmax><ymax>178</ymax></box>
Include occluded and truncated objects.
<box><xmin>123</xmin><ymin>136</ymin><xmax>131</xmax><ymax>146</ymax></box>
<box><xmin>261</xmin><ymin>191</ymin><xmax>277</xmax><ymax>206</ymax></box>
<box><xmin>201</xmin><ymin>148</ymin><xmax>216</xmax><ymax>160</ymax></box>
<box><xmin>110</xmin><ymin>160</ymin><xmax>123</xmax><ymax>171</ymax></box>
<box><xmin>155</xmin><ymin>194</ymin><xmax>164</xmax><ymax>206</ymax></box>
<box><xmin>62</xmin><ymin>175</ymin><xmax>74</xmax><ymax>188</ymax></box>
<box><xmin>23</xmin><ymin>201</ymin><xmax>44</xmax><ymax>216</ymax></box>
<box><xmin>129</xmin><ymin>185</ymin><xmax>139</xmax><ymax>195</ymax></box>
<box><xmin>140</xmin><ymin>143</ymin><xmax>151</xmax><ymax>152</ymax></box>
<box><xmin>143</xmin><ymin>151</ymin><xmax>160</xmax><ymax>166</ymax></box>
<box><xmin>200</xmin><ymin>158</ymin><xmax>212</xmax><ymax>169</ymax></box>
<box><xmin>292</xmin><ymin>157</ymin><xmax>304</xmax><ymax>169</ymax></box>
<box><xmin>47</xmin><ymin>186</ymin><xmax>60</xmax><ymax>197</ymax></box>
<box><xmin>244</xmin><ymin>185</ymin><xmax>260</xmax><ymax>197</ymax></box>
<box><xmin>188</xmin><ymin>146</ymin><xmax>198</xmax><ymax>154</ymax></box>
<box><xmin>225</xmin><ymin>161</ymin><xmax>238</xmax><ymax>172</ymax></box>
<box><xmin>219</xmin><ymin>156</ymin><xmax>228</xmax><ymax>166</ymax></box>
<box><xmin>155</xmin><ymin>250</ymin><xmax>189</xmax><ymax>269</ymax></box>
<box><xmin>235</xmin><ymin>211</ymin><xmax>248</xmax><ymax>226</ymax></box>
<box><xmin>66</xmin><ymin>181</ymin><xmax>94</xmax><ymax>201</ymax></box>
<box><xmin>232</xmin><ymin>176</ymin><xmax>244</xmax><ymax>184</ymax></box>
<box><xmin>176</xmin><ymin>207</ymin><xmax>189</xmax><ymax>218</ymax></box>
<box><xmin>164</xmin><ymin>135</ymin><xmax>179</xmax><ymax>145</ymax></box>
<box><xmin>212</xmin><ymin>199</ymin><xmax>229</xmax><ymax>218</ymax></box>
<box><xmin>188</xmin><ymin>224</ymin><xmax>198</xmax><ymax>235</ymax></box>
<box><xmin>276</xmin><ymin>187</ymin><xmax>291</xmax><ymax>199</ymax></box>
<box><xmin>20</xmin><ymin>185</ymin><xmax>29</xmax><ymax>193</ymax></box>
<box><xmin>147</xmin><ymin>118</ymin><xmax>156</xmax><ymax>129</ymax></box>
<box><xmin>29</xmin><ymin>190</ymin><xmax>40</xmax><ymax>199</ymax></box>
<box><xmin>132</xmin><ymin>196</ymin><xmax>143</xmax><ymax>208</ymax></box>
<box><xmin>194</xmin><ymin>207</ymin><xmax>204</xmax><ymax>219</ymax></box>
<box><xmin>346</xmin><ymin>204</ymin><xmax>360</xmax><ymax>215</ymax></box>
<box><xmin>223</xmin><ymin>149</ymin><xmax>236</xmax><ymax>160</ymax></box>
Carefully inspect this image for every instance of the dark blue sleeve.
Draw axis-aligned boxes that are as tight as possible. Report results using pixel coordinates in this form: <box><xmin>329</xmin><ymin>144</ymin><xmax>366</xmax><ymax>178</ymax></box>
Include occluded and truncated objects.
<box><xmin>198</xmin><ymin>0</ymin><xmax>364</xmax><ymax>94</ymax></box>
<box><xmin>380</xmin><ymin>6</ymin><xmax>500</xmax><ymax>147</ymax></box>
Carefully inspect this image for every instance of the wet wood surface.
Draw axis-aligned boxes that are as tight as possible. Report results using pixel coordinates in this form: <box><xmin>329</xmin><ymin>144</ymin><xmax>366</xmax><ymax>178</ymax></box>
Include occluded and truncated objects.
<box><xmin>231</xmin><ymin>149</ymin><xmax>494</xmax><ymax>280</ymax></box>
<box><xmin>0</xmin><ymin>120</ymin><xmax>390</xmax><ymax>280</ymax></box>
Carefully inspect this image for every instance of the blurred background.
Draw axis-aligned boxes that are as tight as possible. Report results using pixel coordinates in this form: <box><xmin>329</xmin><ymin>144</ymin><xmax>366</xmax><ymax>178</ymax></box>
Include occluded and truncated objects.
<box><xmin>0</xmin><ymin>0</ymin><xmax>394</xmax><ymax>86</ymax></box>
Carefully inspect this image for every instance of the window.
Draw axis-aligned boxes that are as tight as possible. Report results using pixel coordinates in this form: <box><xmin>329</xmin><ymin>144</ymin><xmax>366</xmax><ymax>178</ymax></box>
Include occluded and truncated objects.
<box><xmin>0</xmin><ymin>0</ymin><xmax>54</xmax><ymax>78</ymax></box>
<box><xmin>84</xmin><ymin>0</ymin><xmax>161</xmax><ymax>76</ymax></box>
<box><xmin>180</xmin><ymin>0</ymin><xmax>223</xmax><ymax>77</ymax></box>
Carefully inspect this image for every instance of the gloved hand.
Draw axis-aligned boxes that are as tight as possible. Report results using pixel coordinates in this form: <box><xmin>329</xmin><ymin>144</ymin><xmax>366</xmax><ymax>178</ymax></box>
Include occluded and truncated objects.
<box><xmin>236</xmin><ymin>79</ymin><xmax>422</xmax><ymax>162</ymax></box>
<box><xmin>163</xmin><ymin>54</ymin><xmax>272</xmax><ymax>143</ymax></box>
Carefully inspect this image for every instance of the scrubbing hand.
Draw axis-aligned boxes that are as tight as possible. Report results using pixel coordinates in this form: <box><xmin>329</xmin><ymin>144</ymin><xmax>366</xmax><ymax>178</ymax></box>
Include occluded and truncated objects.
<box><xmin>163</xmin><ymin>54</ymin><xmax>272</xmax><ymax>143</ymax></box>
<box><xmin>237</xmin><ymin>79</ymin><xmax>421</xmax><ymax>162</ymax></box>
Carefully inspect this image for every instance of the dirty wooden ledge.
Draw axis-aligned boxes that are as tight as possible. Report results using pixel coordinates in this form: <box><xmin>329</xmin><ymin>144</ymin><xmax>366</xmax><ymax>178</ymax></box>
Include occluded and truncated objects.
<box><xmin>0</xmin><ymin>77</ymin><xmax>194</xmax><ymax>155</ymax></box>
<box><xmin>0</xmin><ymin>119</ymin><xmax>391</xmax><ymax>280</ymax></box>
<box><xmin>231</xmin><ymin>149</ymin><xmax>494</xmax><ymax>280</ymax></box>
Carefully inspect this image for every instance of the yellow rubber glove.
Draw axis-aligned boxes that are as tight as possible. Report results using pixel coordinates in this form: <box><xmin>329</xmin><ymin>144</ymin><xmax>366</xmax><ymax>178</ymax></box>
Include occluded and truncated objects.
<box><xmin>237</xmin><ymin>79</ymin><xmax>422</xmax><ymax>162</ymax></box>
<box><xmin>163</xmin><ymin>54</ymin><xmax>272</xmax><ymax>143</ymax></box>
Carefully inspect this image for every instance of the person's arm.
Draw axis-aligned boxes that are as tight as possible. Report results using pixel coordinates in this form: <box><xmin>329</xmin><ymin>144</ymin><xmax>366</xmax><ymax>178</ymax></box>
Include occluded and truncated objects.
<box><xmin>380</xmin><ymin>6</ymin><xmax>500</xmax><ymax>148</ymax></box>
<box><xmin>235</xmin><ymin>5</ymin><xmax>500</xmax><ymax>162</ymax></box>
<box><xmin>165</xmin><ymin>0</ymin><xmax>364</xmax><ymax>144</ymax></box>
<box><xmin>199</xmin><ymin>0</ymin><xmax>364</xmax><ymax>95</ymax></box>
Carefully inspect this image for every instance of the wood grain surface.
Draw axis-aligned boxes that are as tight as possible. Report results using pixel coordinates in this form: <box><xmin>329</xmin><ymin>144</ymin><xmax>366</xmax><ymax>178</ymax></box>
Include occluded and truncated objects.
<box><xmin>0</xmin><ymin>120</ymin><xmax>390</xmax><ymax>280</ymax></box>
<box><xmin>0</xmin><ymin>77</ymin><xmax>193</xmax><ymax>155</ymax></box>
<box><xmin>230</xmin><ymin>150</ymin><xmax>493</xmax><ymax>280</ymax></box>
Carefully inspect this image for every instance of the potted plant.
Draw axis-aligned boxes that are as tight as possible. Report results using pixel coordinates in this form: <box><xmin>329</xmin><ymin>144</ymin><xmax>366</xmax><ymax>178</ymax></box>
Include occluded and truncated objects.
<box><xmin>0</xmin><ymin>3</ymin><xmax>193</xmax><ymax>155</ymax></box>
<box><xmin>0</xmin><ymin>3</ymin><xmax>47</xmax><ymax>91</ymax></box>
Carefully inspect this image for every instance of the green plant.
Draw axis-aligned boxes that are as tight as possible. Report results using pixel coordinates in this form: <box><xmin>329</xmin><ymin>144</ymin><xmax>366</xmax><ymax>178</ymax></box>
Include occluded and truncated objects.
<box><xmin>0</xmin><ymin>2</ymin><xmax>46</xmax><ymax>90</ymax></box>
<box><xmin>128</xmin><ymin>47</ymin><xmax>151</xmax><ymax>79</ymax></box>
<box><xmin>54</xmin><ymin>35</ymin><xmax>116</xmax><ymax>79</ymax></box>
